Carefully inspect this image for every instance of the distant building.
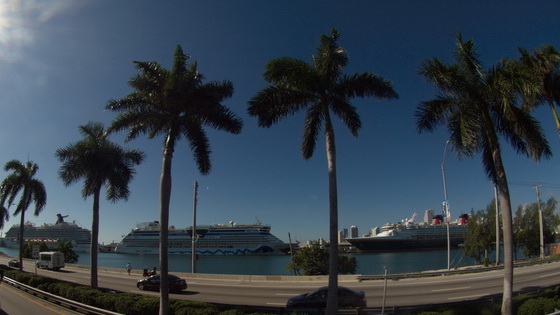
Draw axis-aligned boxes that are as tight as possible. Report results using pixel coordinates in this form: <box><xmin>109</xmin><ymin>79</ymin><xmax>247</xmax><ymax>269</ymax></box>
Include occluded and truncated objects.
<box><xmin>338</xmin><ymin>230</ymin><xmax>346</xmax><ymax>243</ymax></box>
<box><xmin>350</xmin><ymin>225</ymin><xmax>358</xmax><ymax>238</ymax></box>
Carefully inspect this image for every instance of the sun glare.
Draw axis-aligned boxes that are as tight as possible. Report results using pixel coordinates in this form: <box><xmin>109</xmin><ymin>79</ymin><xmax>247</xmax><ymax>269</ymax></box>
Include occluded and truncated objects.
<box><xmin>0</xmin><ymin>0</ymin><xmax>33</xmax><ymax>62</ymax></box>
<box><xmin>0</xmin><ymin>0</ymin><xmax>78</xmax><ymax>63</ymax></box>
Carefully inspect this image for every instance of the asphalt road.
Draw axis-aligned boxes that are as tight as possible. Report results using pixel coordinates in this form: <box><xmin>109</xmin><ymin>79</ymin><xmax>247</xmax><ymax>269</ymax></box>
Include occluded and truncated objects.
<box><xmin>0</xmin><ymin>282</ymin><xmax>82</xmax><ymax>315</ymax></box>
<box><xmin>2</xmin><ymin>256</ymin><xmax>560</xmax><ymax>309</ymax></box>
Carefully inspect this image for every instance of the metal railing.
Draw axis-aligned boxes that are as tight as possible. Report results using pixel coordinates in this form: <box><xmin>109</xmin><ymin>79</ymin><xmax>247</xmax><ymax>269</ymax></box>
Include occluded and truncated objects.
<box><xmin>356</xmin><ymin>256</ymin><xmax>560</xmax><ymax>281</ymax></box>
<box><xmin>2</xmin><ymin>276</ymin><xmax>122</xmax><ymax>315</ymax></box>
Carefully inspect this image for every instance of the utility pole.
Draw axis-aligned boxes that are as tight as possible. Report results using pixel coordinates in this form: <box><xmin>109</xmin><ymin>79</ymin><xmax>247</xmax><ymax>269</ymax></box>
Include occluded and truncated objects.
<box><xmin>192</xmin><ymin>181</ymin><xmax>198</xmax><ymax>273</ymax></box>
<box><xmin>494</xmin><ymin>183</ymin><xmax>500</xmax><ymax>266</ymax></box>
<box><xmin>533</xmin><ymin>185</ymin><xmax>544</xmax><ymax>260</ymax></box>
<box><xmin>441</xmin><ymin>140</ymin><xmax>451</xmax><ymax>270</ymax></box>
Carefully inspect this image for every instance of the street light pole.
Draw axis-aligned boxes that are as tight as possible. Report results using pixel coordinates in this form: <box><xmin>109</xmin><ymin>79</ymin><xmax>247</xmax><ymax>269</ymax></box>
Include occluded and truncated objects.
<box><xmin>192</xmin><ymin>181</ymin><xmax>198</xmax><ymax>273</ymax></box>
<box><xmin>494</xmin><ymin>183</ymin><xmax>500</xmax><ymax>266</ymax></box>
<box><xmin>441</xmin><ymin>140</ymin><xmax>451</xmax><ymax>271</ymax></box>
<box><xmin>533</xmin><ymin>185</ymin><xmax>544</xmax><ymax>260</ymax></box>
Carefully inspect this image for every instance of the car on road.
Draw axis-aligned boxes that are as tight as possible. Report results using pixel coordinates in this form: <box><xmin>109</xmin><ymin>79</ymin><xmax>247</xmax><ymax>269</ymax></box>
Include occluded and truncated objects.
<box><xmin>8</xmin><ymin>259</ymin><xmax>20</xmax><ymax>268</ymax></box>
<box><xmin>286</xmin><ymin>286</ymin><xmax>366</xmax><ymax>309</ymax></box>
<box><xmin>137</xmin><ymin>274</ymin><xmax>187</xmax><ymax>293</ymax></box>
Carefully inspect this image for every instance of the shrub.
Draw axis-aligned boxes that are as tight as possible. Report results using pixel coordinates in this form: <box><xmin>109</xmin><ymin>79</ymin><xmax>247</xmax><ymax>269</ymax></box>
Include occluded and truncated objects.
<box><xmin>127</xmin><ymin>296</ymin><xmax>159</xmax><ymax>315</ymax></box>
<box><xmin>171</xmin><ymin>300</ymin><xmax>220</xmax><ymax>315</ymax></box>
<box><xmin>517</xmin><ymin>297</ymin><xmax>560</xmax><ymax>315</ymax></box>
<box><xmin>94</xmin><ymin>293</ymin><xmax>121</xmax><ymax>311</ymax></box>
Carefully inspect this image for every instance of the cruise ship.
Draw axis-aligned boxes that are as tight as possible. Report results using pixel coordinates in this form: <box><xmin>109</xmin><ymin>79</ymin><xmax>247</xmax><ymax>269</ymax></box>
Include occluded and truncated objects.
<box><xmin>2</xmin><ymin>214</ymin><xmax>91</xmax><ymax>252</ymax></box>
<box><xmin>115</xmin><ymin>220</ymin><xmax>290</xmax><ymax>255</ymax></box>
<box><xmin>346</xmin><ymin>210</ymin><xmax>468</xmax><ymax>252</ymax></box>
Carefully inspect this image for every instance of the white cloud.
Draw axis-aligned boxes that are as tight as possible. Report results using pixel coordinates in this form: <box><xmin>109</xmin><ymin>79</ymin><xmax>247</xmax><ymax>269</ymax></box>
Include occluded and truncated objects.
<box><xmin>0</xmin><ymin>0</ymin><xmax>81</xmax><ymax>63</ymax></box>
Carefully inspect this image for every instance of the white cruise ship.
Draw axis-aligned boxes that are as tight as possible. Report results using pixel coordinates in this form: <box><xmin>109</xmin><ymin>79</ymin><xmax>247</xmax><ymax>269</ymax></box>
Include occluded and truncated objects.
<box><xmin>115</xmin><ymin>220</ymin><xmax>290</xmax><ymax>255</ymax></box>
<box><xmin>2</xmin><ymin>214</ymin><xmax>91</xmax><ymax>252</ymax></box>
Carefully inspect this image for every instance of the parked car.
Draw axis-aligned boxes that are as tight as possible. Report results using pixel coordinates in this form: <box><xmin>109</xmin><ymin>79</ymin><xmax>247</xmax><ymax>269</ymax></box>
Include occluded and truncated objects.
<box><xmin>8</xmin><ymin>259</ymin><xmax>20</xmax><ymax>268</ymax></box>
<box><xmin>137</xmin><ymin>274</ymin><xmax>187</xmax><ymax>293</ymax></box>
<box><xmin>286</xmin><ymin>286</ymin><xmax>366</xmax><ymax>309</ymax></box>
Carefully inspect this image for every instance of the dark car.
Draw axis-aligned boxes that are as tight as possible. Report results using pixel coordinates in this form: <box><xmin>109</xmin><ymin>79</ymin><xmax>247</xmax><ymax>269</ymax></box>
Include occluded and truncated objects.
<box><xmin>8</xmin><ymin>259</ymin><xmax>20</xmax><ymax>268</ymax></box>
<box><xmin>137</xmin><ymin>274</ymin><xmax>187</xmax><ymax>293</ymax></box>
<box><xmin>287</xmin><ymin>286</ymin><xmax>366</xmax><ymax>309</ymax></box>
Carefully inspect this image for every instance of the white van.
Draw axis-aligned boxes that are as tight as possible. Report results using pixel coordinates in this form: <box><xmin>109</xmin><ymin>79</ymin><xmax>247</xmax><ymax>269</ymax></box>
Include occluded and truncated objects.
<box><xmin>36</xmin><ymin>251</ymin><xmax>65</xmax><ymax>270</ymax></box>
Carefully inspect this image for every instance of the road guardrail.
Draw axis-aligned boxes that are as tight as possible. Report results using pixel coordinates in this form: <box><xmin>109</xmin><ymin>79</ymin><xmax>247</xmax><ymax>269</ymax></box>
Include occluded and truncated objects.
<box><xmin>356</xmin><ymin>256</ymin><xmax>560</xmax><ymax>281</ymax></box>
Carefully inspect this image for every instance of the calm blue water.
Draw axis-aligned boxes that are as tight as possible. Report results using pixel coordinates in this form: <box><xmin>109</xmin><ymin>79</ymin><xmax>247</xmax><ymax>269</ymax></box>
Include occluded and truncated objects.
<box><xmin>0</xmin><ymin>247</ymin><xmax>481</xmax><ymax>275</ymax></box>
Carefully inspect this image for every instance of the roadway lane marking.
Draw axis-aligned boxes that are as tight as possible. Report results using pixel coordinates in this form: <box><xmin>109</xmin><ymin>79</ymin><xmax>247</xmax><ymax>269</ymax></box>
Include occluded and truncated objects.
<box><xmin>431</xmin><ymin>286</ymin><xmax>470</xmax><ymax>292</ymax></box>
<box><xmin>539</xmin><ymin>272</ymin><xmax>560</xmax><ymax>278</ymax></box>
<box><xmin>448</xmin><ymin>293</ymin><xmax>487</xmax><ymax>300</ymax></box>
<box><xmin>266</xmin><ymin>303</ymin><xmax>287</xmax><ymax>306</ymax></box>
<box><xmin>275</xmin><ymin>293</ymin><xmax>298</xmax><ymax>296</ymax></box>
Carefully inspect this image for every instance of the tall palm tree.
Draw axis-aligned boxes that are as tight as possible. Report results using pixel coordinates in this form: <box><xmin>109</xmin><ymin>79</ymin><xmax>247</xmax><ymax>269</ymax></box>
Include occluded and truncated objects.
<box><xmin>0</xmin><ymin>160</ymin><xmax>47</xmax><ymax>271</ymax></box>
<box><xmin>416</xmin><ymin>33</ymin><xmax>551</xmax><ymax>315</ymax></box>
<box><xmin>106</xmin><ymin>45</ymin><xmax>242</xmax><ymax>315</ymax></box>
<box><xmin>248</xmin><ymin>28</ymin><xmax>397</xmax><ymax>314</ymax></box>
<box><xmin>517</xmin><ymin>45</ymin><xmax>560</xmax><ymax>135</ymax></box>
<box><xmin>56</xmin><ymin>121</ymin><xmax>144</xmax><ymax>289</ymax></box>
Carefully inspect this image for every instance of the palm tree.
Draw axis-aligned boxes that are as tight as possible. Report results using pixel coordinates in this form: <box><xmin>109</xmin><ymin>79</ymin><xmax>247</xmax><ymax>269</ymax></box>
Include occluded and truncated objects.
<box><xmin>56</xmin><ymin>121</ymin><xmax>144</xmax><ymax>289</ymax></box>
<box><xmin>416</xmin><ymin>33</ymin><xmax>551</xmax><ymax>315</ymax></box>
<box><xmin>105</xmin><ymin>45</ymin><xmax>242</xmax><ymax>315</ymax></box>
<box><xmin>248</xmin><ymin>28</ymin><xmax>397</xmax><ymax>314</ymax></box>
<box><xmin>517</xmin><ymin>45</ymin><xmax>560</xmax><ymax>135</ymax></box>
<box><xmin>0</xmin><ymin>160</ymin><xmax>47</xmax><ymax>271</ymax></box>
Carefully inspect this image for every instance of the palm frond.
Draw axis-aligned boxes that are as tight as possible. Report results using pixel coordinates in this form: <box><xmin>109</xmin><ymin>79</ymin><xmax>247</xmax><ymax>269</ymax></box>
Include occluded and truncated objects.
<box><xmin>248</xmin><ymin>86</ymin><xmax>315</xmax><ymax>127</ymax></box>
<box><xmin>481</xmin><ymin>141</ymin><xmax>499</xmax><ymax>183</ymax></box>
<box><xmin>330</xmin><ymin>98</ymin><xmax>360</xmax><ymax>137</ymax></box>
<box><xmin>447</xmin><ymin>105</ymin><xmax>483</xmax><ymax>157</ymax></box>
<box><xmin>302</xmin><ymin>105</ymin><xmax>324</xmax><ymax>160</ymax></box>
<box><xmin>195</xmin><ymin>104</ymin><xmax>243</xmax><ymax>135</ymax></box>
<box><xmin>264</xmin><ymin>57</ymin><xmax>318</xmax><ymax>91</ymax></box>
<box><xmin>184</xmin><ymin>124</ymin><xmax>211</xmax><ymax>174</ymax></box>
<box><xmin>416</xmin><ymin>97</ymin><xmax>455</xmax><ymax>132</ymax></box>
<box><xmin>336</xmin><ymin>73</ymin><xmax>398</xmax><ymax>100</ymax></box>
<box><xmin>420</xmin><ymin>58</ymin><xmax>465</xmax><ymax>94</ymax></box>
<box><xmin>314</xmin><ymin>28</ymin><xmax>348</xmax><ymax>80</ymax></box>
<box><xmin>454</xmin><ymin>33</ymin><xmax>485</xmax><ymax>84</ymax></box>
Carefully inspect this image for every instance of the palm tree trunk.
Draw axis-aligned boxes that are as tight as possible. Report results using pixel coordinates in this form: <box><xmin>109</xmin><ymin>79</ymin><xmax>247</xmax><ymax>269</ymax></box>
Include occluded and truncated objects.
<box><xmin>491</xmin><ymin>148</ymin><xmax>513</xmax><ymax>315</ymax></box>
<box><xmin>159</xmin><ymin>133</ymin><xmax>174</xmax><ymax>315</ymax></box>
<box><xmin>18</xmin><ymin>210</ymin><xmax>24</xmax><ymax>272</ymax></box>
<box><xmin>90</xmin><ymin>189</ymin><xmax>100</xmax><ymax>289</ymax></box>
<box><xmin>547</xmin><ymin>99</ymin><xmax>560</xmax><ymax>136</ymax></box>
<box><xmin>324</xmin><ymin>117</ymin><xmax>339</xmax><ymax>315</ymax></box>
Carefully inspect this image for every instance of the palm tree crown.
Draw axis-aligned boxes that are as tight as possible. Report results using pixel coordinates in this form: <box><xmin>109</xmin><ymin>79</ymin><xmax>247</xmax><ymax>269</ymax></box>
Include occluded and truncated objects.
<box><xmin>249</xmin><ymin>28</ymin><xmax>397</xmax><ymax>159</ymax></box>
<box><xmin>0</xmin><ymin>159</ymin><xmax>47</xmax><ymax>271</ymax></box>
<box><xmin>248</xmin><ymin>28</ymin><xmax>397</xmax><ymax>315</ymax></box>
<box><xmin>416</xmin><ymin>33</ymin><xmax>551</xmax><ymax>315</ymax></box>
<box><xmin>56</xmin><ymin>122</ymin><xmax>145</xmax><ymax>201</ymax></box>
<box><xmin>106</xmin><ymin>45</ymin><xmax>242</xmax><ymax>315</ymax></box>
<box><xmin>517</xmin><ymin>45</ymin><xmax>560</xmax><ymax>134</ymax></box>
<box><xmin>107</xmin><ymin>45</ymin><xmax>242</xmax><ymax>173</ymax></box>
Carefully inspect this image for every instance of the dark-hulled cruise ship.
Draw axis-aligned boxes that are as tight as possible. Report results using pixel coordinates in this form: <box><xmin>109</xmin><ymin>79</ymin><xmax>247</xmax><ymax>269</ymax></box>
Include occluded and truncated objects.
<box><xmin>346</xmin><ymin>210</ymin><xmax>468</xmax><ymax>252</ymax></box>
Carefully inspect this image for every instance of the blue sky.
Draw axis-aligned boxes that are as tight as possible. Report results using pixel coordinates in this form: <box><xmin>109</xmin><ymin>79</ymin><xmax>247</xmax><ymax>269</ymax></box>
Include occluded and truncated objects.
<box><xmin>0</xmin><ymin>1</ymin><xmax>559</xmax><ymax>245</ymax></box>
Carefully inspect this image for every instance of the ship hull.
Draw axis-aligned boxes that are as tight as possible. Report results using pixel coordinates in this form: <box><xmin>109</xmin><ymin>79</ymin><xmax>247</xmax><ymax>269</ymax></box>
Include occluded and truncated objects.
<box><xmin>347</xmin><ymin>236</ymin><xmax>464</xmax><ymax>252</ymax></box>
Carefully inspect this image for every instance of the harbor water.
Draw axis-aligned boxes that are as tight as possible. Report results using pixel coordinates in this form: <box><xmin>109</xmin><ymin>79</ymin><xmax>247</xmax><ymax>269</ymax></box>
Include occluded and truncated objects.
<box><xmin>0</xmin><ymin>246</ymin><xmax>480</xmax><ymax>275</ymax></box>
